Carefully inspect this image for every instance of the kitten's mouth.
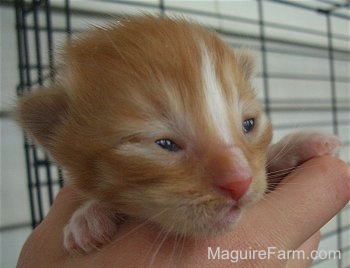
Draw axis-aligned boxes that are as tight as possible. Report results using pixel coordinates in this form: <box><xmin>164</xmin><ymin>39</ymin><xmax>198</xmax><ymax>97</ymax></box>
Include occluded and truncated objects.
<box><xmin>213</xmin><ymin>205</ymin><xmax>242</xmax><ymax>230</ymax></box>
<box><xmin>211</xmin><ymin>190</ymin><xmax>256</xmax><ymax>231</ymax></box>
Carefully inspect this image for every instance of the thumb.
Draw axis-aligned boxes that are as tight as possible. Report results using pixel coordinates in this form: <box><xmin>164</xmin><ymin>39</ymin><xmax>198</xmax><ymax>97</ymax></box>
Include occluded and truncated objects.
<box><xmin>240</xmin><ymin>156</ymin><xmax>350</xmax><ymax>250</ymax></box>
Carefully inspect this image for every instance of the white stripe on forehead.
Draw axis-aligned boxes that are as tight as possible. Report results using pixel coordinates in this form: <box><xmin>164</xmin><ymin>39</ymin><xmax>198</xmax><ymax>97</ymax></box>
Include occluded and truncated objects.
<box><xmin>201</xmin><ymin>45</ymin><xmax>233</xmax><ymax>144</ymax></box>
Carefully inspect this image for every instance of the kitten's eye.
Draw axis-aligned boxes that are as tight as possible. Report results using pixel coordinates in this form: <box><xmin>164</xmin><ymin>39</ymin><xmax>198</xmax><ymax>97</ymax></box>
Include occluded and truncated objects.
<box><xmin>155</xmin><ymin>139</ymin><xmax>180</xmax><ymax>152</ymax></box>
<box><xmin>242</xmin><ymin>118</ymin><xmax>255</xmax><ymax>133</ymax></box>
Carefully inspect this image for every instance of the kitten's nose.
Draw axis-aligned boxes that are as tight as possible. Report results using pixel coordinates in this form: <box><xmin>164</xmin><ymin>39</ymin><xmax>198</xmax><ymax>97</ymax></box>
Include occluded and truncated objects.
<box><xmin>218</xmin><ymin>177</ymin><xmax>252</xmax><ymax>201</ymax></box>
<box><xmin>208</xmin><ymin>145</ymin><xmax>252</xmax><ymax>201</ymax></box>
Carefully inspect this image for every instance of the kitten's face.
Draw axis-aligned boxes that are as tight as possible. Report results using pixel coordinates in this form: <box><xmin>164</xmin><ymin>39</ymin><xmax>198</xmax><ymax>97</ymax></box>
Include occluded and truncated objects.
<box><xmin>17</xmin><ymin>17</ymin><xmax>272</xmax><ymax>236</ymax></box>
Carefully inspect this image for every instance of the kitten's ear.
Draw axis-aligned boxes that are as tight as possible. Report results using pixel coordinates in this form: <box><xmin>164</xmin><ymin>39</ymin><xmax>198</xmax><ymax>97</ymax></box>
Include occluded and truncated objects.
<box><xmin>16</xmin><ymin>85</ymin><xmax>70</xmax><ymax>151</ymax></box>
<box><xmin>236</xmin><ymin>50</ymin><xmax>255</xmax><ymax>80</ymax></box>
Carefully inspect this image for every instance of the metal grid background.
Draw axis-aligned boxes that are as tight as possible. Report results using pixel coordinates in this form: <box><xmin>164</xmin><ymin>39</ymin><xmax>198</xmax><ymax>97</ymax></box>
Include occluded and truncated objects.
<box><xmin>14</xmin><ymin>0</ymin><xmax>350</xmax><ymax>267</ymax></box>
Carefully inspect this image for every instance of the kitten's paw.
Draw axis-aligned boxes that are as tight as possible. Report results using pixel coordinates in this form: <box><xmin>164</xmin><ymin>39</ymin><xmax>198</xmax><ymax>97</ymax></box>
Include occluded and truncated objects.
<box><xmin>288</xmin><ymin>131</ymin><xmax>341</xmax><ymax>163</ymax></box>
<box><xmin>267</xmin><ymin>131</ymin><xmax>341</xmax><ymax>185</ymax></box>
<box><xmin>63</xmin><ymin>200</ymin><xmax>120</xmax><ymax>254</ymax></box>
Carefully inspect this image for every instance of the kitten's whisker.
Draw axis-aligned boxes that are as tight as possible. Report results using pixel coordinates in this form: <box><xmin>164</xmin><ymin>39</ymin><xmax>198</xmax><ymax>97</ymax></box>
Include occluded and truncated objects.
<box><xmin>168</xmin><ymin>229</ymin><xmax>179</xmax><ymax>267</ymax></box>
<box><xmin>267</xmin><ymin>163</ymin><xmax>325</xmax><ymax>177</ymax></box>
<box><xmin>179</xmin><ymin>232</ymin><xmax>186</xmax><ymax>265</ymax></box>
<box><xmin>267</xmin><ymin>162</ymin><xmax>326</xmax><ymax>190</ymax></box>
<box><xmin>266</xmin><ymin>136</ymin><xmax>295</xmax><ymax>169</ymax></box>
<box><xmin>267</xmin><ymin>181</ymin><xmax>304</xmax><ymax>186</ymax></box>
<box><xmin>110</xmin><ymin>208</ymin><xmax>169</xmax><ymax>245</ymax></box>
<box><xmin>145</xmin><ymin>225</ymin><xmax>168</xmax><ymax>262</ymax></box>
<box><xmin>266</xmin><ymin>166</ymin><xmax>297</xmax><ymax>175</ymax></box>
<box><xmin>266</xmin><ymin>129</ymin><xmax>307</xmax><ymax>170</ymax></box>
<box><xmin>149</xmin><ymin>226</ymin><xmax>173</xmax><ymax>267</ymax></box>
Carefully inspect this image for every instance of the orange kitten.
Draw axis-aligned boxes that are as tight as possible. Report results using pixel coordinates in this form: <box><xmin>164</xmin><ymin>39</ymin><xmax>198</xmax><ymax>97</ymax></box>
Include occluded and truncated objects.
<box><xmin>16</xmin><ymin>16</ymin><xmax>340</xmax><ymax>253</ymax></box>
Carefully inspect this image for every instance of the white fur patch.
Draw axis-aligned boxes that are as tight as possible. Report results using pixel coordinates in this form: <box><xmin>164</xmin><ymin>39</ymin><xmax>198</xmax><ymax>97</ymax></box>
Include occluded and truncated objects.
<box><xmin>201</xmin><ymin>45</ymin><xmax>232</xmax><ymax>144</ymax></box>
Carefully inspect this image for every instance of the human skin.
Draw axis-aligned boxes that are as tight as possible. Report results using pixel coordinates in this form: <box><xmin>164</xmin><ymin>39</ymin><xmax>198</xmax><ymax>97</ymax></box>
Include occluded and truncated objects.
<box><xmin>17</xmin><ymin>156</ymin><xmax>350</xmax><ymax>268</ymax></box>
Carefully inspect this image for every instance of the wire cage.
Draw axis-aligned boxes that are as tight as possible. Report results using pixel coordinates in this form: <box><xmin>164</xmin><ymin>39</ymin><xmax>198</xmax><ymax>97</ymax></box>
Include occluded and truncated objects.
<box><xmin>14</xmin><ymin>0</ymin><xmax>349</xmax><ymax>267</ymax></box>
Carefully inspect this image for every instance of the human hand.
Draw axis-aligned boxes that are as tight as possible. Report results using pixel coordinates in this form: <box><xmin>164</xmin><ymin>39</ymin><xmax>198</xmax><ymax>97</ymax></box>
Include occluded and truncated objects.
<box><xmin>17</xmin><ymin>156</ymin><xmax>350</xmax><ymax>267</ymax></box>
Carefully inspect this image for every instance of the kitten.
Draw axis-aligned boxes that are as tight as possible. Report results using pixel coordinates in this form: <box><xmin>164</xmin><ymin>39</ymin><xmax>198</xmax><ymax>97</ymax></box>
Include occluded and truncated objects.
<box><xmin>16</xmin><ymin>16</ymin><xmax>340</xmax><ymax>253</ymax></box>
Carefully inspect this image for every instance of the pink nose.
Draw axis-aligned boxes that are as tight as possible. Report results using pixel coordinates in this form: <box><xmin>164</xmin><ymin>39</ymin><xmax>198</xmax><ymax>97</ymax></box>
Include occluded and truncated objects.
<box><xmin>218</xmin><ymin>177</ymin><xmax>252</xmax><ymax>201</ymax></box>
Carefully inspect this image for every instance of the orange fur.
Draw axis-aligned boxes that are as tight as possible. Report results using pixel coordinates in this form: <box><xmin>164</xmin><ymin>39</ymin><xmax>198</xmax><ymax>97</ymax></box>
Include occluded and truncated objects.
<box><xmin>17</xmin><ymin>16</ymin><xmax>272</xmax><ymax>238</ymax></box>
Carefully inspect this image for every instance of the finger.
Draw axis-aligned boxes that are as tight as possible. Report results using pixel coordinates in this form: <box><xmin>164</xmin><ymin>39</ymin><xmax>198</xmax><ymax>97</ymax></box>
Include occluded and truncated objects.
<box><xmin>17</xmin><ymin>186</ymin><xmax>83</xmax><ymax>268</ymax></box>
<box><xmin>44</xmin><ymin>186</ymin><xmax>83</xmax><ymax>226</ymax></box>
<box><xmin>86</xmin><ymin>157</ymin><xmax>348</xmax><ymax>268</ymax></box>
<box><xmin>286</xmin><ymin>231</ymin><xmax>320</xmax><ymax>268</ymax></box>
<box><xmin>240</xmin><ymin>156</ymin><xmax>349</xmax><ymax>250</ymax></box>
